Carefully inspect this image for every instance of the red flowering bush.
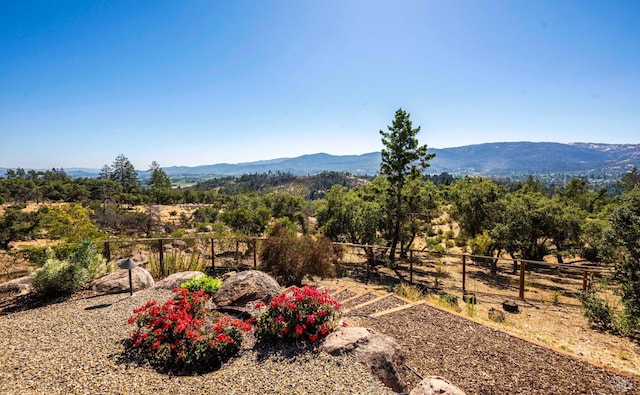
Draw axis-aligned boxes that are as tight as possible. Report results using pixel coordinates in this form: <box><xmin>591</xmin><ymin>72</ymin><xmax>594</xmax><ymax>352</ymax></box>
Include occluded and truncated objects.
<box><xmin>255</xmin><ymin>286</ymin><xmax>341</xmax><ymax>343</ymax></box>
<box><xmin>127</xmin><ymin>288</ymin><xmax>252</xmax><ymax>373</ymax></box>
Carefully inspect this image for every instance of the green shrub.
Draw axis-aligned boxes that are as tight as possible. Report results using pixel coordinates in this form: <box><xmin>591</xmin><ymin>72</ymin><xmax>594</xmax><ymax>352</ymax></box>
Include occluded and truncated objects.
<box><xmin>429</xmin><ymin>244</ymin><xmax>445</xmax><ymax>256</ymax></box>
<box><xmin>181</xmin><ymin>275</ymin><xmax>222</xmax><ymax>296</ymax></box>
<box><xmin>31</xmin><ymin>241</ymin><xmax>107</xmax><ymax>296</ymax></box>
<box><xmin>434</xmin><ymin>292</ymin><xmax>461</xmax><ymax>312</ymax></box>
<box><xmin>455</xmin><ymin>236</ymin><xmax>468</xmax><ymax>247</ymax></box>
<box><xmin>578</xmin><ymin>290</ymin><xmax>615</xmax><ymax>330</ymax></box>
<box><xmin>32</xmin><ymin>253</ymin><xmax>88</xmax><ymax>295</ymax></box>
<box><xmin>440</xmin><ymin>293</ymin><xmax>458</xmax><ymax>307</ymax></box>
<box><xmin>15</xmin><ymin>243</ymin><xmax>81</xmax><ymax>266</ymax></box>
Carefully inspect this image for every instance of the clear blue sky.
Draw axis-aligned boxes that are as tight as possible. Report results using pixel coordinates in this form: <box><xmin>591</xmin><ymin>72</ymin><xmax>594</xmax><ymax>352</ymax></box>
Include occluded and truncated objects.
<box><xmin>1</xmin><ymin>0</ymin><xmax>639</xmax><ymax>169</ymax></box>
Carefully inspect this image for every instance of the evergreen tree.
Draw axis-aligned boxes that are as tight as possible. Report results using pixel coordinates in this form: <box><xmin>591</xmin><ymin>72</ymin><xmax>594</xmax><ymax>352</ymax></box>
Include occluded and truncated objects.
<box><xmin>379</xmin><ymin>108</ymin><xmax>435</xmax><ymax>261</ymax></box>
<box><xmin>110</xmin><ymin>154</ymin><xmax>140</xmax><ymax>193</ymax></box>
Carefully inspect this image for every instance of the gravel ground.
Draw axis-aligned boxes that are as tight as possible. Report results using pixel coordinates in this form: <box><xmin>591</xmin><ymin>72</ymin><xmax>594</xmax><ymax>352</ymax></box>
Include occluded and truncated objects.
<box><xmin>333</xmin><ymin>289</ymin><xmax>357</xmax><ymax>301</ymax></box>
<box><xmin>0</xmin><ymin>289</ymin><xmax>393</xmax><ymax>395</ymax></box>
<box><xmin>3</xmin><ymin>285</ymin><xmax>639</xmax><ymax>395</ymax></box>
<box><xmin>351</xmin><ymin>295</ymin><xmax>408</xmax><ymax>316</ymax></box>
<box><xmin>341</xmin><ymin>292</ymin><xmax>378</xmax><ymax>310</ymax></box>
<box><xmin>352</xmin><ymin>303</ymin><xmax>640</xmax><ymax>395</ymax></box>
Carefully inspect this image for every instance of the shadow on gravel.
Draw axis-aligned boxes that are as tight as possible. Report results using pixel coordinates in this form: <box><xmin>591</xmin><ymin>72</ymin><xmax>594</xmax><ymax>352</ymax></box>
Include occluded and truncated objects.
<box><xmin>0</xmin><ymin>292</ymin><xmax>72</xmax><ymax>315</ymax></box>
<box><xmin>0</xmin><ymin>290</ymin><xmax>126</xmax><ymax>315</ymax></box>
<box><xmin>253</xmin><ymin>339</ymin><xmax>318</xmax><ymax>362</ymax></box>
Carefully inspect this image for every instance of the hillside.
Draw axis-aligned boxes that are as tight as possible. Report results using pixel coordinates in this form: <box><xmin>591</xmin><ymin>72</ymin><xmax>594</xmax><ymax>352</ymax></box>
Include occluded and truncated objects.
<box><xmin>161</xmin><ymin>142</ymin><xmax>640</xmax><ymax>177</ymax></box>
<box><xmin>2</xmin><ymin>142</ymin><xmax>639</xmax><ymax>179</ymax></box>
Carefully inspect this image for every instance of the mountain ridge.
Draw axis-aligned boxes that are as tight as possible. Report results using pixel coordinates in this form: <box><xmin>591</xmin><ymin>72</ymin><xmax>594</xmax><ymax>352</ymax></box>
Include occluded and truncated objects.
<box><xmin>1</xmin><ymin>142</ymin><xmax>638</xmax><ymax>178</ymax></box>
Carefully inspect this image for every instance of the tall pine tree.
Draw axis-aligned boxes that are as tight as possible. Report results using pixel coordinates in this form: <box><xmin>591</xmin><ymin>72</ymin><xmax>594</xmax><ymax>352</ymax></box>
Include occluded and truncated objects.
<box><xmin>380</xmin><ymin>108</ymin><xmax>434</xmax><ymax>262</ymax></box>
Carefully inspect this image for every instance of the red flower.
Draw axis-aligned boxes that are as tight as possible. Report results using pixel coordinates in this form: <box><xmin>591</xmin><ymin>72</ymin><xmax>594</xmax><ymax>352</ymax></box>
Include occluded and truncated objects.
<box><xmin>254</xmin><ymin>301</ymin><xmax>266</xmax><ymax>309</ymax></box>
<box><xmin>308</xmin><ymin>333</ymin><xmax>318</xmax><ymax>342</ymax></box>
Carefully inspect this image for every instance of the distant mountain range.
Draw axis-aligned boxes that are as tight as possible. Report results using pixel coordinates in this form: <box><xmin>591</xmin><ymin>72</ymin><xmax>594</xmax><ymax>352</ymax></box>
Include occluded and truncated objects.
<box><xmin>2</xmin><ymin>142</ymin><xmax>639</xmax><ymax>179</ymax></box>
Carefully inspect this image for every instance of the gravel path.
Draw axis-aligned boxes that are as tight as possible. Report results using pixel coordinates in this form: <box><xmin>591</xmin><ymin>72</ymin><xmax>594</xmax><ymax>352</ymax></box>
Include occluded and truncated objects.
<box><xmin>0</xmin><ymin>289</ymin><xmax>392</xmax><ymax>395</ymax></box>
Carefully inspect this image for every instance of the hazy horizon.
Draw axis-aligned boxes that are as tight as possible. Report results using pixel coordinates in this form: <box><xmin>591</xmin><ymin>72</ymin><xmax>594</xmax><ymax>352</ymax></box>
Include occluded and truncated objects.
<box><xmin>2</xmin><ymin>140</ymin><xmax>637</xmax><ymax>171</ymax></box>
<box><xmin>2</xmin><ymin>1</ymin><xmax>639</xmax><ymax>169</ymax></box>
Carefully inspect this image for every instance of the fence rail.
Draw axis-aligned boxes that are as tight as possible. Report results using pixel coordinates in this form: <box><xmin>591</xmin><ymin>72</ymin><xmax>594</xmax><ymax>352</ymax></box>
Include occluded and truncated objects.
<box><xmin>100</xmin><ymin>236</ymin><xmax>614</xmax><ymax>304</ymax></box>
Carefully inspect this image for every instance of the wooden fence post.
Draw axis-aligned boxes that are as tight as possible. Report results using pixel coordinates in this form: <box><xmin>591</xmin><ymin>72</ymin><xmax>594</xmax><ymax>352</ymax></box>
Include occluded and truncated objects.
<box><xmin>210</xmin><ymin>239</ymin><xmax>215</xmax><ymax>271</ymax></box>
<box><xmin>519</xmin><ymin>260</ymin><xmax>526</xmax><ymax>300</ymax></box>
<box><xmin>103</xmin><ymin>241</ymin><xmax>111</xmax><ymax>262</ymax></box>
<box><xmin>409</xmin><ymin>249</ymin><xmax>414</xmax><ymax>285</ymax></box>
<box><xmin>582</xmin><ymin>271</ymin><xmax>589</xmax><ymax>291</ymax></box>
<box><xmin>253</xmin><ymin>239</ymin><xmax>257</xmax><ymax>269</ymax></box>
<box><xmin>159</xmin><ymin>239</ymin><xmax>164</xmax><ymax>277</ymax></box>
<box><xmin>462</xmin><ymin>254</ymin><xmax>467</xmax><ymax>293</ymax></box>
<box><xmin>366</xmin><ymin>253</ymin><xmax>370</xmax><ymax>285</ymax></box>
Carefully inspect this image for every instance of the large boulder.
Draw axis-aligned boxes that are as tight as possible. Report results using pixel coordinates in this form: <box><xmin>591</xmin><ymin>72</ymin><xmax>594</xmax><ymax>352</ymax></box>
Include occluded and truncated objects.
<box><xmin>154</xmin><ymin>271</ymin><xmax>204</xmax><ymax>290</ymax></box>
<box><xmin>0</xmin><ymin>276</ymin><xmax>33</xmax><ymax>295</ymax></box>
<box><xmin>409</xmin><ymin>376</ymin><xmax>467</xmax><ymax>395</ymax></box>
<box><xmin>90</xmin><ymin>267</ymin><xmax>155</xmax><ymax>294</ymax></box>
<box><xmin>322</xmin><ymin>326</ymin><xmax>408</xmax><ymax>393</ymax></box>
<box><xmin>212</xmin><ymin>270</ymin><xmax>280</xmax><ymax>317</ymax></box>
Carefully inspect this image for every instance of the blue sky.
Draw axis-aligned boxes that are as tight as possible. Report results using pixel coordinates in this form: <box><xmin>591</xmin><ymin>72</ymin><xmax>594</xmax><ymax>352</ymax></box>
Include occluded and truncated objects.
<box><xmin>1</xmin><ymin>0</ymin><xmax>639</xmax><ymax>169</ymax></box>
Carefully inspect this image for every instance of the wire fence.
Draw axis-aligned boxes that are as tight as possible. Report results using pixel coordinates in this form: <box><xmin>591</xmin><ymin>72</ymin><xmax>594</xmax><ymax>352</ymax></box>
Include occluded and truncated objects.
<box><xmin>101</xmin><ymin>236</ymin><xmax>615</xmax><ymax>305</ymax></box>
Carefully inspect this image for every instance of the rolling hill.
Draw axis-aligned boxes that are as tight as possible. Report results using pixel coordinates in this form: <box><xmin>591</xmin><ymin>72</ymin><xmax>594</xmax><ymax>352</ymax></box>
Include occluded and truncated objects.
<box><xmin>160</xmin><ymin>142</ymin><xmax>639</xmax><ymax>177</ymax></box>
<box><xmin>2</xmin><ymin>142</ymin><xmax>639</xmax><ymax>179</ymax></box>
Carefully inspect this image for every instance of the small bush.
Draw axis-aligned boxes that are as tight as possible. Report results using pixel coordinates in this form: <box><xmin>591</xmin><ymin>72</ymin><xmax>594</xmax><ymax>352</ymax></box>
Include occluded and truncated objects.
<box><xmin>392</xmin><ymin>283</ymin><xmax>424</xmax><ymax>301</ymax></box>
<box><xmin>259</xmin><ymin>222</ymin><xmax>336</xmax><ymax>286</ymax></box>
<box><xmin>578</xmin><ymin>290</ymin><xmax>615</xmax><ymax>330</ymax></box>
<box><xmin>127</xmin><ymin>288</ymin><xmax>251</xmax><ymax>373</ymax></box>
<box><xmin>181</xmin><ymin>275</ymin><xmax>222</xmax><ymax>296</ymax></box>
<box><xmin>444</xmin><ymin>229</ymin><xmax>455</xmax><ymax>240</ymax></box>
<box><xmin>548</xmin><ymin>290</ymin><xmax>562</xmax><ymax>305</ymax></box>
<box><xmin>31</xmin><ymin>240</ymin><xmax>107</xmax><ymax>296</ymax></box>
<box><xmin>15</xmin><ymin>243</ymin><xmax>81</xmax><ymax>266</ymax></box>
<box><xmin>440</xmin><ymin>293</ymin><xmax>458</xmax><ymax>306</ymax></box>
<box><xmin>429</xmin><ymin>244</ymin><xmax>445</xmax><ymax>256</ymax></box>
<box><xmin>433</xmin><ymin>293</ymin><xmax>461</xmax><ymax>312</ymax></box>
<box><xmin>455</xmin><ymin>236</ymin><xmax>468</xmax><ymax>247</ymax></box>
<box><xmin>255</xmin><ymin>286</ymin><xmax>341</xmax><ymax>343</ymax></box>
<box><xmin>465</xmin><ymin>301</ymin><xmax>477</xmax><ymax>317</ymax></box>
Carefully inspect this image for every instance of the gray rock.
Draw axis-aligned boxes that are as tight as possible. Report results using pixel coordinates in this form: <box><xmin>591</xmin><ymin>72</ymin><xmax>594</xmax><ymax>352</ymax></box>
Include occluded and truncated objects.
<box><xmin>89</xmin><ymin>267</ymin><xmax>155</xmax><ymax>294</ymax></box>
<box><xmin>153</xmin><ymin>271</ymin><xmax>205</xmax><ymax>290</ymax></box>
<box><xmin>322</xmin><ymin>326</ymin><xmax>407</xmax><ymax>392</ymax></box>
<box><xmin>213</xmin><ymin>270</ymin><xmax>280</xmax><ymax>308</ymax></box>
<box><xmin>0</xmin><ymin>276</ymin><xmax>33</xmax><ymax>295</ymax></box>
<box><xmin>221</xmin><ymin>271</ymin><xmax>237</xmax><ymax>281</ymax></box>
<box><xmin>409</xmin><ymin>376</ymin><xmax>467</xmax><ymax>395</ymax></box>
